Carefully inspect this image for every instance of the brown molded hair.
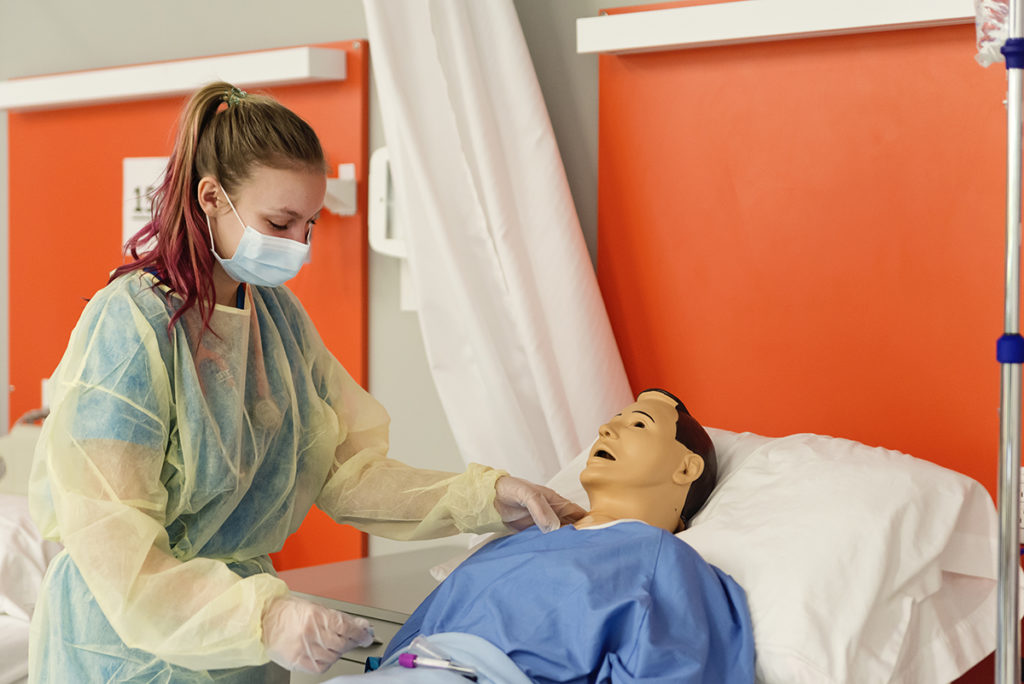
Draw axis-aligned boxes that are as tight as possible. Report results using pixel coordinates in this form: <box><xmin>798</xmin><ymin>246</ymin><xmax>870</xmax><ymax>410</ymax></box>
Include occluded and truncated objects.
<box><xmin>639</xmin><ymin>388</ymin><xmax>718</xmax><ymax>528</ymax></box>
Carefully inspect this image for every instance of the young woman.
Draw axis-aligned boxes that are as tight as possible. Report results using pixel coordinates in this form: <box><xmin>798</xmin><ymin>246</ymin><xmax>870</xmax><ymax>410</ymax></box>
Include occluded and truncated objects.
<box><xmin>27</xmin><ymin>82</ymin><xmax>582</xmax><ymax>683</ymax></box>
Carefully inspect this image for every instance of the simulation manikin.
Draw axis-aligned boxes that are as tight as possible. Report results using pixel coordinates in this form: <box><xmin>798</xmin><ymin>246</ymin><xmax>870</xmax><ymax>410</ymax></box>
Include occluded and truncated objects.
<box><xmin>330</xmin><ymin>389</ymin><xmax>756</xmax><ymax>683</ymax></box>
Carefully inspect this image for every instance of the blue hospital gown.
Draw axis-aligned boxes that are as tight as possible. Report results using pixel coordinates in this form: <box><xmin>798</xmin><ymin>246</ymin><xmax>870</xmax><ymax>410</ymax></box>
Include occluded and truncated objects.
<box><xmin>385</xmin><ymin>521</ymin><xmax>755</xmax><ymax>683</ymax></box>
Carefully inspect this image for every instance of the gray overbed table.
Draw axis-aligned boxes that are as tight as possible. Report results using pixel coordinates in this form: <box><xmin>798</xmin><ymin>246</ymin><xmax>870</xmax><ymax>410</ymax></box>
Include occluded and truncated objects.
<box><xmin>278</xmin><ymin>545</ymin><xmax>463</xmax><ymax>682</ymax></box>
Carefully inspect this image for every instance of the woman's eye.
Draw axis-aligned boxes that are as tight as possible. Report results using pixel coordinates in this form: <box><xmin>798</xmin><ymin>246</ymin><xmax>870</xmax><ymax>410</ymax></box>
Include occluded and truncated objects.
<box><xmin>269</xmin><ymin>221</ymin><xmax>288</xmax><ymax>231</ymax></box>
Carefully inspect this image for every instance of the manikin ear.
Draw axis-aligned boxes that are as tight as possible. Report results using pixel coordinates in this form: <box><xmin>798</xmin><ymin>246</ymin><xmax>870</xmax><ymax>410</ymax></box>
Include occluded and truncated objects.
<box><xmin>196</xmin><ymin>176</ymin><xmax>227</xmax><ymax>217</ymax></box>
<box><xmin>672</xmin><ymin>451</ymin><xmax>705</xmax><ymax>486</ymax></box>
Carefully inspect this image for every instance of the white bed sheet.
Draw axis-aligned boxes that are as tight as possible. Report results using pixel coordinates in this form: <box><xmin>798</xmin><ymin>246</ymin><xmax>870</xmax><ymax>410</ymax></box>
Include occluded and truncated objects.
<box><xmin>0</xmin><ymin>615</ymin><xmax>30</xmax><ymax>684</ymax></box>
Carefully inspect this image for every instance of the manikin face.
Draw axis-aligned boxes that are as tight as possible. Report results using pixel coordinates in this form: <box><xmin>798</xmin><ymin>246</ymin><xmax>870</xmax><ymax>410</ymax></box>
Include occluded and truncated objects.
<box><xmin>209</xmin><ymin>164</ymin><xmax>326</xmax><ymax>259</ymax></box>
<box><xmin>580</xmin><ymin>392</ymin><xmax>700</xmax><ymax>493</ymax></box>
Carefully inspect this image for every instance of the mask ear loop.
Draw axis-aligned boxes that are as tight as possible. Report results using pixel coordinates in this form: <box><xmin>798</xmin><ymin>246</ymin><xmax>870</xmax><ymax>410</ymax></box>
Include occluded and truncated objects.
<box><xmin>205</xmin><ymin>184</ymin><xmax>244</xmax><ymax>260</ymax></box>
<box><xmin>220</xmin><ymin>188</ymin><xmax>246</xmax><ymax>226</ymax></box>
<box><xmin>206</xmin><ymin>188</ymin><xmax>252</xmax><ymax>301</ymax></box>
<box><xmin>205</xmin><ymin>212</ymin><xmax>227</xmax><ymax>261</ymax></box>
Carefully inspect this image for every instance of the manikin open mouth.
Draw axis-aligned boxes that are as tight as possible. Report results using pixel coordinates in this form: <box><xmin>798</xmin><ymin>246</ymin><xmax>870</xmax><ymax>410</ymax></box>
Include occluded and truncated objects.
<box><xmin>594</xmin><ymin>449</ymin><xmax>615</xmax><ymax>461</ymax></box>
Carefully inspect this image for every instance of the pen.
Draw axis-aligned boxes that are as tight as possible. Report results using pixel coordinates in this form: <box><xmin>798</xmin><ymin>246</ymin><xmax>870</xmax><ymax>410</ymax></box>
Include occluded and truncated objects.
<box><xmin>397</xmin><ymin>652</ymin><xmax>479</xmax><ymax>681</ymax></box>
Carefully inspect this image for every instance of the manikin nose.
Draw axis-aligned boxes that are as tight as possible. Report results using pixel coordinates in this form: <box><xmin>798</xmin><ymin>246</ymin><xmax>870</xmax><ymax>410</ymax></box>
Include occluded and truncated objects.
<box><xmin>599</xmin><ymin>422</ymin><xmax>617</xmax><ymax>438</ymax></box>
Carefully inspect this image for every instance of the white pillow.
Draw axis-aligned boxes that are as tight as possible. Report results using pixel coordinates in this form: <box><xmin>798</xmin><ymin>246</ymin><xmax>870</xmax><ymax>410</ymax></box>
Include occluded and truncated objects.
<box><xmin>0</xmin><ymin>494</ymin><xmax>62</xmax><ymax>621</ymax></box>
<box><xmin>547</xmin><ymin>428</ymin><xmax>1005</xmax><ymax>684</ymax></box>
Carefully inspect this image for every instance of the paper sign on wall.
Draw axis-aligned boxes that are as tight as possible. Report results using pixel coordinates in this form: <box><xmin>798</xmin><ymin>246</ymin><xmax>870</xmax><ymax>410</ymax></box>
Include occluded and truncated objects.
<box><xmin>122</xmin><ymin>157</ymin><xmax>168</xmax><ymax>250</ymax></box>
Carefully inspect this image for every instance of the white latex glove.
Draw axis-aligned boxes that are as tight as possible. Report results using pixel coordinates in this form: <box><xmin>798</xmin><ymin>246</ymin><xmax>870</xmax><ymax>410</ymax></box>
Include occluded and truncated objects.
<box><xmin>262</xmin><ymin>595</ymin><xmax>375</xmax><ymax>674</ymax></box>
<box><xmin>494</xmin><ymin>475</ymin><xmax>586</xmax><ymax>533</ymax></box>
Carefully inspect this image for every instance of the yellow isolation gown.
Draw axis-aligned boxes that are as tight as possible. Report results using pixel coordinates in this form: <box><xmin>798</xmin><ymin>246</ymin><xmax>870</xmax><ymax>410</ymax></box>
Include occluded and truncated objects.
<box><xmin>28</xmin><ymin>271</ymin><xmax>508</xmax><ymax>683</ymax></box>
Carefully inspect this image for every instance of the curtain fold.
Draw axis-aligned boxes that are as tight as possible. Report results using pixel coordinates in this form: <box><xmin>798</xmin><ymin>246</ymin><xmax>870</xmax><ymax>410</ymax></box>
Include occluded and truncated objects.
<box><xmin>363</xmin><ymin>0</ymin><xmax>630</xmax><ymax>482</ymax></box>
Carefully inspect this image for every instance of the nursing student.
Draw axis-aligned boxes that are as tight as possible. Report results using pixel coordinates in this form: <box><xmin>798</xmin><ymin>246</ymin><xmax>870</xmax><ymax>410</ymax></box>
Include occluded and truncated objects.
<box><xmin>26</xmin><ymin>82</ymin><xmax>584</xmax><ymax>684</ymax></box>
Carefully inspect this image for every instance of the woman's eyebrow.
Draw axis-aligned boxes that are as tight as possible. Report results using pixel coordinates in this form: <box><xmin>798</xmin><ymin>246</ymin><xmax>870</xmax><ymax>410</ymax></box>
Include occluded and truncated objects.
<box><xmin>273</xmin><ymin>207</ymin><xmax>312</xmax><ymax>218</ymax></box>
<box><xmin>271</xmin><ymin>207</ymin><xmax>321</xmax><ymax>222</ymax></box>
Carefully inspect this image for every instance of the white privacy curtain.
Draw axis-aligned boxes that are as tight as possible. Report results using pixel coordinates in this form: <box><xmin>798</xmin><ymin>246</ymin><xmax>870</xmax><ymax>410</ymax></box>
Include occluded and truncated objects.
<box><xmin>362</xmin><ymin>0</ymin><xmax>631</xmax><ymax>483</ymax></box>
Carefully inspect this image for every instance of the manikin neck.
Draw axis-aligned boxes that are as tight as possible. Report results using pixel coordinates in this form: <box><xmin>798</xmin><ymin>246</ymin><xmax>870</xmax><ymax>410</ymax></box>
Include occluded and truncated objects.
<box><xmin>576</xmin><ymin>484</ymin><xmax>688</xmax><ymax>534</ymax></box>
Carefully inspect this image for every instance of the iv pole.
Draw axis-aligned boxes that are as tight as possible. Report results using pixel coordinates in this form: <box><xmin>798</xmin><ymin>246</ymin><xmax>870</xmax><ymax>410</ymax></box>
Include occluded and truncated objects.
<box><xmin>998</xmin><ymin>0</ymin><xmax>1024</xmax><ymax>680</ymax></box>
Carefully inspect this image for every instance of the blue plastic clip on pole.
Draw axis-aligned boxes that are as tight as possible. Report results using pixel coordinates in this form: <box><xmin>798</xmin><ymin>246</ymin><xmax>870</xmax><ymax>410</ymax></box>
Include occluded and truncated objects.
<box><xmin>997</xmin><ymin>333</ymin><xmax>1024</xmax><ymax>363</ymax></box>
<box><xmin>1003</xmin><ymin>36</ymin><xmax>1024</xmax><ymax>69</ymax></box>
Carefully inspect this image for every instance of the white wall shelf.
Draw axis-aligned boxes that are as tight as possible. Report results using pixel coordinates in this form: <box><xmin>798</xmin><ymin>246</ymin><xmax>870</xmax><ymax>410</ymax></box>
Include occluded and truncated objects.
<box><xmin>0</xmin><ymin>46</ymin><xmax>347</xmax><ymax>112</ymax></box>
<box><xmin>577</xmin><ymin>0</ymin><xmax>974</xmax><ymax>54</ymax></box>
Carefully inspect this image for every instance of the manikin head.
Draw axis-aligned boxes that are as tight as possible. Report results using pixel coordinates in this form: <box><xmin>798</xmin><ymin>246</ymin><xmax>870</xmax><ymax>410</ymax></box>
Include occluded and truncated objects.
<box><xmin>578</xmin><ymin>389</ymin><xmax>718</xmax><ymax>533</ymax></box>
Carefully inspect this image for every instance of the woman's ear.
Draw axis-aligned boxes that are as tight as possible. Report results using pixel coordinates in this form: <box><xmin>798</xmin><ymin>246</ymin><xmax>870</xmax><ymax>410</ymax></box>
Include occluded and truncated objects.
<box><xmin>672</xmin><ymin>451</ymin><xmax>705</xmax><ymax>486</ymax></box>
<box><xmin>197</xmin><ymin>176</ymin><xmax>224</xmax><ymax>217</ymax></box>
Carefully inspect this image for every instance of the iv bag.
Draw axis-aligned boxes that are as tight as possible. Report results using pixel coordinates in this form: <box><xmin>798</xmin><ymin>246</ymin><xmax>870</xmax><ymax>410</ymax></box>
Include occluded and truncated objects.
<box><xmin>976</xmin><ymin>0</ymin><xmax>1010</xmax><ymax>66</ymax></box>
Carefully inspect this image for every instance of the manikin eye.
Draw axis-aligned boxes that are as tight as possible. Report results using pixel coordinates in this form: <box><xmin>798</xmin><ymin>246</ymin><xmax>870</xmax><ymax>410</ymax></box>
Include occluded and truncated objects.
<box><xmin>633</xmin><ymin>421</ymin><xmax>646</xmax><ymax>429</ymax></box>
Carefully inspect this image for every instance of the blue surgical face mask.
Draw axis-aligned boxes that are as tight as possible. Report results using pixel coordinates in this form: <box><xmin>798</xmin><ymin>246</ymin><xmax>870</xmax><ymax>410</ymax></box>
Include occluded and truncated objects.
<box><xmin>207</xmin><ymin>190</ymin><xmax>312</xmax><ymax>287</ymax></box>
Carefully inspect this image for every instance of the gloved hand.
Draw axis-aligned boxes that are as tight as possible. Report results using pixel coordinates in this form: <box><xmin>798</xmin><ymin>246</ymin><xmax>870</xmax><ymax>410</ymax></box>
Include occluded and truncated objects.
<box><xmin>494</xmin><ymin>475</ymin><xmax>586</xmax><ymax>533</ymax></box>
<box><xmin>262</xmin><ymin>595</ymin><xmax>375</xmax><ymax>674</ymax></box>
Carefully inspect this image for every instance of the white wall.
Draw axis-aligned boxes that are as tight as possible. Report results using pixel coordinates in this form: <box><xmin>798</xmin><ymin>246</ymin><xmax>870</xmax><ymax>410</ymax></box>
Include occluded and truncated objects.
<box><xmin>0</xmin><ymin>0</ymin><xmax>641</xmax><ymax>555</ymax></box>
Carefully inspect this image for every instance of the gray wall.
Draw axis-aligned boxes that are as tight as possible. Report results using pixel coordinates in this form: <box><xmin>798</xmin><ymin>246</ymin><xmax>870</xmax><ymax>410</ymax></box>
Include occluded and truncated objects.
<box><xmin>0</xmin><ymin>0</ymin><xmax>637</xmax><ymax>554</ymax></box>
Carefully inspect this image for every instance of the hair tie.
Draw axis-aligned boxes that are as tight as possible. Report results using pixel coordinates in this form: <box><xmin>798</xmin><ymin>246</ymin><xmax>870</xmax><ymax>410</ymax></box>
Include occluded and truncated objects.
<box><xmin>224</xmin><ymin>86</ymin><xmax>248</xmax><ymax>108</ymax></box>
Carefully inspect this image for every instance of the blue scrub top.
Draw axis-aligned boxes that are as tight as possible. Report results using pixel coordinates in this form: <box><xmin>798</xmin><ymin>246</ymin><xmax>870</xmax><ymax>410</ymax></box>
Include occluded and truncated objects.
<box><xmin>386</xmin><ymin>521</ymin><xmax>755</xmax><ymax>683</ymax></box>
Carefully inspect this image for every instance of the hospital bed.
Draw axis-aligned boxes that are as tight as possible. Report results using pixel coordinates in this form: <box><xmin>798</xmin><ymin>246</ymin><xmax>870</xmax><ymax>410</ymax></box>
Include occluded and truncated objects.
<box><xmin>305</xmin><ymin>426</ymin><xmax>1011</xmax><ymax>683</ymax></box>
<box><xmin>362</xmin><ymin>426</ymin><xmax>1005</xmax><ymax>684</ymax></box>
<box><xmin>0</xmin><ymin>419</ymin><xmax>1010</xmax><ymax>683</ymax></box>
<box><xmin>546</xmin><ymin>427</ymin><xmax>1009</xmax><ymax>684</ymax></box>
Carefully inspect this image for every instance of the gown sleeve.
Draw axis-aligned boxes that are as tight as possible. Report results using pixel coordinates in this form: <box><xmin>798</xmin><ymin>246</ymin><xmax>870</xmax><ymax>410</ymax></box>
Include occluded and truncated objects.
<box><xmin>287</xmin><ymin>291</ymin><xmax>510</xmax><ymax>540</ymax></box>
<box><xmin>29</xmin><ymin>284</ymin><xmax>289</xmax><ymax>671</ymax></box>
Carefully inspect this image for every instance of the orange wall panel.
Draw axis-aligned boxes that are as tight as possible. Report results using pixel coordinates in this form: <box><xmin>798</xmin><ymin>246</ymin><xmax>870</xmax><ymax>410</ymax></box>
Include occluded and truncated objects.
<box><xmin>9</xmin><ymin>41</ymin><xmax>370</xmax><ymax>568</ymax></box>
<box><xmin>599</xmin><ymin>24</ymin><xmax>1004</xmax><ymax>488</ymax></box>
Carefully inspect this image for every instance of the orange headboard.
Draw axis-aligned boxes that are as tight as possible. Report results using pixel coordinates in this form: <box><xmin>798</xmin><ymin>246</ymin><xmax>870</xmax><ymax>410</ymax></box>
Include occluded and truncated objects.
<box><xmin>9</xmin><ymin>41</ymin><xmax>370</xmax><ymax>569</ymax></box>
<box><xmin>598</xmin><ymin>23</ymin><xmax>1004</xmax><ymax>494</ymax></box>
